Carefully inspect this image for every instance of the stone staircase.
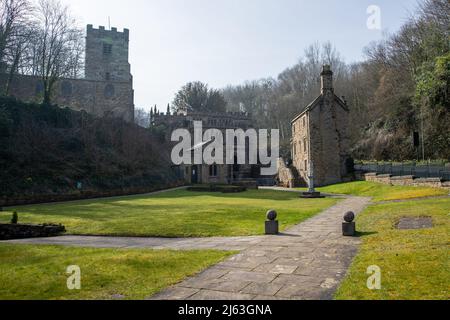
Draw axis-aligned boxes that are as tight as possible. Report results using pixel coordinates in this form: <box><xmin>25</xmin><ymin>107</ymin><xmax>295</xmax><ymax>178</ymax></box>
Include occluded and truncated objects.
<box><xmin>442</xmin><ymin>181</ymin><xmax>450</xmax><ymax>189</ymax></box>
<box><xmin>276</xmin><ymin>158</ymin><xmax>306</xmax><ymax>188</ymax></box>
<box><xmin>233</xmin><ymin>178</ymin><xmax>258</xmax><ymax>189</ymax></box>
<box><xmin>291</xmin><ymin>166</ymin><xmax>307</xmax><ymax>187</ymax></box>
<box><xmin>232</xmin><ymin>166</ymin><xmax>258</xmax><ymax>189</ymax></box>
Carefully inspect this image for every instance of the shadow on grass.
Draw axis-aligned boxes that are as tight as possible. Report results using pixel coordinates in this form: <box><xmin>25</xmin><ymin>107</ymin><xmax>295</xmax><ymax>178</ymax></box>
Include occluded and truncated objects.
<box><xmin>355</xmin><ymin>231</ymin><xmax>378</xmax><ymax>237</ymax></box>
<box><xmin>151</xmin><ymin>190</ymin><xmax>305</xmax><ymax>201</ymax></box>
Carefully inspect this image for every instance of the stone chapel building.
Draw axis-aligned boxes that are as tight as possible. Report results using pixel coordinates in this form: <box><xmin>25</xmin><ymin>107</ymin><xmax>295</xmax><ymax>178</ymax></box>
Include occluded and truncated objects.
<box><xmin>291</xmin><ymin>65</ymin><xmax>352</xmax><ymax>187</ymax></box>
<box><xmin>153</xmin><ymin>111</ymin><xmax>260</xmax><ymax>186</ymax></box>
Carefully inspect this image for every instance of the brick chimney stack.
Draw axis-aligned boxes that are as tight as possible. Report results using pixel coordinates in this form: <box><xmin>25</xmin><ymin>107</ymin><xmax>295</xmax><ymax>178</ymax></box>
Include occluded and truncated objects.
<box><xmin>321</xmin><ymin>65</ymin><xmax>334</xmax><ymax>95</ymax></box>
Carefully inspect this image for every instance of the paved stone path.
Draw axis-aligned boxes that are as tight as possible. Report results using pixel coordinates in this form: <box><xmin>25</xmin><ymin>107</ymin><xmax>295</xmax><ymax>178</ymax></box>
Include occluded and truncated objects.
<box><xmin>4</xmin><ymin>235</ymin><xmax>263</xmax><ymax>251</ymax></box>
<box><xmin>150</xmin><ymin>196</ymin><xmax>371</xmax><ymax>300</ymax></box>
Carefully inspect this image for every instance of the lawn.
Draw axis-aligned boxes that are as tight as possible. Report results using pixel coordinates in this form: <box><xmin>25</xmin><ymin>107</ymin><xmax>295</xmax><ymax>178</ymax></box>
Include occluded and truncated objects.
<box><xmin>335</xmin><ymin>198</ymin><xmax>450</xmax><ymax>300</ymax></box>
<box><xmin>0</xmin><ymin>244</ymin><xmax>233</xmax><ymax>300</ymax></box>
<box><xmin>302</xmin><ymin>181</ymin><xmax>448</xmax><ymax>202</ymax></box>
<box><xmin>0</xmin><ymin>189</ymin><xmax>338</xmax><ymax>237</ymax></box>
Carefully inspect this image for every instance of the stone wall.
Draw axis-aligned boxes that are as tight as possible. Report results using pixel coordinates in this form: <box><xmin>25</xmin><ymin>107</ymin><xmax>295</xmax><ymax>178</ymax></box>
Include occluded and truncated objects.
<box><xmin>309</xmin><ymin>97</ymin><xmax>343</xmax><ymax>186</ymax></box>
<box><xmin>0</xmin><ymin>74</ymin><xmax>134</xmax><ymax>122</ymax></box>
<box><xmin>359</xmin><ymin>172</ymin><xmax>450</xmax><ymax>189</ymax></box>
<box><xmin>0</xmin><ymin>182</ymin><xmax>185</xmax><ymax>207</ymax></box>
<box><xmin>292</xmin><ymin>112</ymin><xmax>310</xmax><ymax>184</ymax></box>
<box><xmin>0</xmin><ymin>223</ymin><xmax>66</xmax><ymax>240</ymax></box>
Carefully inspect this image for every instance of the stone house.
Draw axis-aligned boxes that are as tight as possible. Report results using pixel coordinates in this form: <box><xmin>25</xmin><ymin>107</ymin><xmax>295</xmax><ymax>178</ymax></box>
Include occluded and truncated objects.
<box><xmin>291</xmin><ymin>65</ymin><xmax>352</xmax><ymax>187</ymax></box>
<box><xmin>0</xmin><ymin>25</ymin><xmax>134</xmax><ymax>122</ymax></box>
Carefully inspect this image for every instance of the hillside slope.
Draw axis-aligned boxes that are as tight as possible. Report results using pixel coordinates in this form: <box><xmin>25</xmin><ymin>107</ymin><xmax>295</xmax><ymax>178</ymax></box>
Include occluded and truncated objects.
<box><xmin>0</xmin><ymin>97</ymin><xmax>180</xmax><ymax>200</ymax></box>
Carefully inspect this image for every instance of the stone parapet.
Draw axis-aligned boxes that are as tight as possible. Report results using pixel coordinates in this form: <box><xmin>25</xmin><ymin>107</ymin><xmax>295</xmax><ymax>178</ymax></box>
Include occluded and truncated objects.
<box><xmin>361</xmin><ymin>173</ymin><xmax>448</xmax><ymax>189</ymax></box>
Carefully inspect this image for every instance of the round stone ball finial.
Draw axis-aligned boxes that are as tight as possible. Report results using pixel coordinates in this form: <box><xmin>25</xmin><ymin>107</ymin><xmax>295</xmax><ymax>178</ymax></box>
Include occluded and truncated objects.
<box><xmin>266</xmin><ymin>210</ymin><xmax>277</xmax><ymax>221</ymax></box>
<box><xmin>344</xmin><ymin>212</ymin><xmax>355</xmax><ymax>223</ymax></box>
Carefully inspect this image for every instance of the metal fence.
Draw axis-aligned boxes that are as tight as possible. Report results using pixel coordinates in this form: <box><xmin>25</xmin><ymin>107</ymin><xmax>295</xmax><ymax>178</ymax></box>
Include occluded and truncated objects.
<box><xmin>355</xmin><ymin>162</ymin><xmax>450</xmax><ymax>181</ymax></box>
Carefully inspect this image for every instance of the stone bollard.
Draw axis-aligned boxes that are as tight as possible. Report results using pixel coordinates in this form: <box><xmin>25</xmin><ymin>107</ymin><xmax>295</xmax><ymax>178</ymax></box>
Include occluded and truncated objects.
<box><xmin>265</xmin><ymin>210</ymin><xmax>279</xmax><ymax>235</ymax></box>
<box><xmin>342</xmin><ymin>211</ymin><xmax>356</xmax><ymax>236</ymax></box>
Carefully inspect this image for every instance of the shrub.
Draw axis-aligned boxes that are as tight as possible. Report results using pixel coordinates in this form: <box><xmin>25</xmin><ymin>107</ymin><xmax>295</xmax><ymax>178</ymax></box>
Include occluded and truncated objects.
<box><xmin>11</xmin><ymin>212</ymin><xmax>18</xmax><ymax>224</ymax></box>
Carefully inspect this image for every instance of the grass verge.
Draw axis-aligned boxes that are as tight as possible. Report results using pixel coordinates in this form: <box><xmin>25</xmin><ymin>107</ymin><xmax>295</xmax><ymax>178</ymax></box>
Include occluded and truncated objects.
<box><xmin>335</xmin><ymin>198</ymin><xmax>450</xmax><ymax>300</ymax></box>
<box><xmin>0</xmin><ymin>244</ymin><xmax>234</xmax><ymax>300</ymax></box>
<box><xmin>307</xmin><ymin>181</ymin><xmax>447</xmax><ymax>202</ymax></box>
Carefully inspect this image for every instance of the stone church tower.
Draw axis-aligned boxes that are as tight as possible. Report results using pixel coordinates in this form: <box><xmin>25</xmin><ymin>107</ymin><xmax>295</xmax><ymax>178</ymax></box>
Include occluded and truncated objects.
<box><xmin>291</xmin><ymin>65</ymin><xmax>352</xmax><ymax>187</ymax></box>
<box><xmin>85</xmin><ymin>25</ymin><xmax>132</xmax><ymax>82</ymax></box>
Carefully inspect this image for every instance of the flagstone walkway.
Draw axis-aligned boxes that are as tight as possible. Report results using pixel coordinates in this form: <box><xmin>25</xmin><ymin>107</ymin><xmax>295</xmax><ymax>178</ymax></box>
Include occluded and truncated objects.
<box><xmin>150</xmin><ymin>195</ymin><xmax>371</xmax><ymax>300</ymax></box>
<box><xmin>4</xmin><ymin>234</ymin><xmax>263</xmax><ymax>251</ymax></box>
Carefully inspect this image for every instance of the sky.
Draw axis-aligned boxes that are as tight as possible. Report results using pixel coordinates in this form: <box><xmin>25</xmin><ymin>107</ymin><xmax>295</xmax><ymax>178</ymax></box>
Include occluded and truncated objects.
<box><xmin>60</xmin><ymin>0</ymin><xmax>420</xmax><ymax>112</ymax></box>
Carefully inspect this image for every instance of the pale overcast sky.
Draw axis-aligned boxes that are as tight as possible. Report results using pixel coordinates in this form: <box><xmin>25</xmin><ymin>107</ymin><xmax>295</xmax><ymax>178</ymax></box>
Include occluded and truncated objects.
<box><xmin>59</xmin><ymin>0</ymin><xmax>420</xmax><ymax>111</ymax></box>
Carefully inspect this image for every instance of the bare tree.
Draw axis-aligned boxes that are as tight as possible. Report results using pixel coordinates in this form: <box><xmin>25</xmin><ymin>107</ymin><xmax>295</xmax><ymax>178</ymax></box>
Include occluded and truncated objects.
<box><xmin>0</xmin><ymin>0</ymin><xmax>32</xmax><ymax>94</ymax></box>
<box><xmin>4</xmin><ymin>23</ymin><xmax>33</xmax><ymax>94</ymax></box>
<box><xmin>0</xmin><ymin>0</ymin><xmax>30</xmax><ymax>63</ymax></box>
<box><xmin>418</xmin><ymin>0</ymin><xmax>450</xmax><ymax>34</ymax></box>
<box><xmin>33</xmin><ymin>0</ymin><xmax>83</xmax><ymax>104</ymax></box>
<box><xmin>172</xmin><ymin>81</ymin><xmax>227</xmax><ymax>114</ymax></box>
<box><xmin>134</xmin><ymin>107</ymin><xmax>151</xmax><ymax>128</ymax></box>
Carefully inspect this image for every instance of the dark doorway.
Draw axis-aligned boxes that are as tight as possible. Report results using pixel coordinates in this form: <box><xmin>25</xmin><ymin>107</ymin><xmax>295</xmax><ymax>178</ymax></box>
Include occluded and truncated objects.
<box><xmin>191</xmin><ymin>166</ymin><xmax>199</xmax><ymax>184</ymax></box>
<box><xmin>233</xmin><ymin>156</ymin><xmax>240</xmax><ymax>180</ymax></box>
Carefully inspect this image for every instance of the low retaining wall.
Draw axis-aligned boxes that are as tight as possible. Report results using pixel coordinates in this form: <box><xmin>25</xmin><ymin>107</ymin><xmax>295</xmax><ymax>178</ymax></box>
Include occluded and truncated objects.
<box><xmin>357</xmin><ymin>172</ymin><xmax>450</xmax><ymax>189</ymax></box>
<box><xmin>0</xmin><ymin>182</ymin><xmax>185</xmax><ymax>207</ymax></box>
<box><xmin>0</xmin><ymin>223</ymin><xmax>66</xmax><ymax>240</ymax></box>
